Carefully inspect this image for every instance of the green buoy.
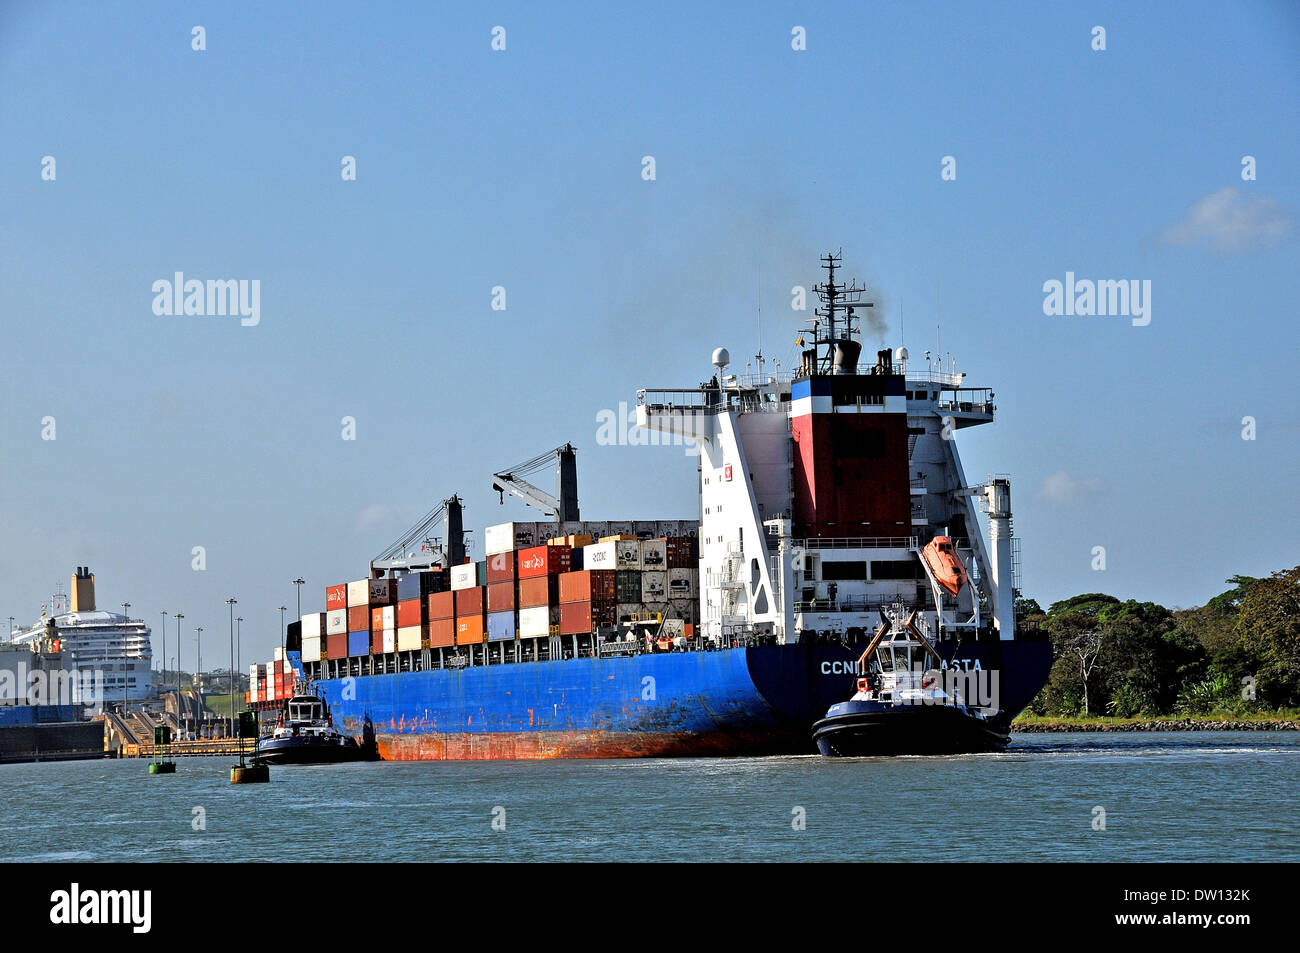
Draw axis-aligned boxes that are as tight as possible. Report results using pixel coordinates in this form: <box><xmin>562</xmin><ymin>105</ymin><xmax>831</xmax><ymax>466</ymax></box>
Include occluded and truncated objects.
<box><xmin>149</xmin><ymin>725</ymin><xmax>177</xmax><ymax>775</ymax></box>
<box><xmin>230</xmin><ymin>709</ymin><xmax>269</xmax><ymax>784</ymax></box>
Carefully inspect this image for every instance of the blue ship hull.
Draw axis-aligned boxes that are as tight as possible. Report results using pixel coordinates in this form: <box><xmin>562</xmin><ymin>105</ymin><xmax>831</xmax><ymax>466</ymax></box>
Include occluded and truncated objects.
<box><xmin>311</xmin><ymin>639</ymin><xmax>1051</xmax><ymax>760</ymax></box>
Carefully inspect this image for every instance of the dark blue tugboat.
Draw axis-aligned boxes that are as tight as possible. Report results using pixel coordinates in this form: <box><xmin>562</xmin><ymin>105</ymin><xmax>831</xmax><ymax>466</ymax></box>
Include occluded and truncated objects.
<box><xmin>813</xmin><ymin>610</ymin><xmax>1009</xmax><ymax>757</ymax></box>
<box><xmin>259</xmin><ymin>692</ymin><xmax>370</xmax><ymax>765</ymax></box>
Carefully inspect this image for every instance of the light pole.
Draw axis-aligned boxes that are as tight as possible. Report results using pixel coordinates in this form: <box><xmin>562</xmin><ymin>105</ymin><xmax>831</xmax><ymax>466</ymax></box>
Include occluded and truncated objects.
<box><xmin>226</xmin><ymin>598</ymin><xmax>237</xmax><ymax>732</ymax></box>
<box><xmin>292</xmin><ymin>578</ymin><xmax>305</xmax><ymax>625</ymax></box>
<box><xmin>236</xmin><ymin>617</ymin><xmax>244</xmax><ymax>706</ymax></box>
<box><xmin>159</xmin><ymin>611</ymin><xmax>168</xmax><ymax>697</ymax></box>
<box><xmin>120</xmin><ymin>602</ymin><xmax>131</xmax><ymax>712</ymax></box>
<box><xmin>278</xmin><ymin>606</ymin><xmax>287</xmax><ymax>659</ymax></box>
<box><xmin>174</xmin><ymin>613</ymin><xmax>184</xmax><ymax>738</ymax></box>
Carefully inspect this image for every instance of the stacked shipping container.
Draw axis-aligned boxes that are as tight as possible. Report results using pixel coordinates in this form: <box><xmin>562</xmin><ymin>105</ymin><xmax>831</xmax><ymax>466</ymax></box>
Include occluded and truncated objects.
<box><xmin>300</xmin><ymin>524</ymin><xmax>698</xmax><ymax>669</ymax></box>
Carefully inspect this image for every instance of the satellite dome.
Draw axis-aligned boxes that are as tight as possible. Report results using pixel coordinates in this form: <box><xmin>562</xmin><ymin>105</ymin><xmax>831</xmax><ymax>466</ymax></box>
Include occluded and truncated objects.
<box><xmin>894</xmin><ymin>346</ymin><xmax>909</xmax><ymax>362</ymax></box>
<box><xmin>711</xmin><ymin>347</ymin><xmax>731</xmax><ymax>368</ymax></box>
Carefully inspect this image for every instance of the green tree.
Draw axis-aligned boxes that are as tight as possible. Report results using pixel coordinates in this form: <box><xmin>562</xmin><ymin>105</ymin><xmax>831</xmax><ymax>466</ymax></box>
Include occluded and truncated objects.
<box><xmin>1236</xmin><ymin>566</ymin><xmax>1300</xmax><ymax>707</ymax></box>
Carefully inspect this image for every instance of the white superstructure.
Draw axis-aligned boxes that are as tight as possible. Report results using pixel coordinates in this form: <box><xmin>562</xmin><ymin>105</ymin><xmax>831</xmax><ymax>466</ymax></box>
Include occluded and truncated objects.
<box><xmin>6</xmin><ymin>568</ymin><xmax>152</xmax><ymax>706</ymax></box>
<box><xmin>637</xmin><ymin>253</ymin><xmax>1021</xmax><ymax>651</ymax></box>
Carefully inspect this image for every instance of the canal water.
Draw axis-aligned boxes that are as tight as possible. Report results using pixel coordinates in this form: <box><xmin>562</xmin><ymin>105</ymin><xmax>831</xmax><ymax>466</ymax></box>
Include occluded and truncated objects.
<box><xmin>2</xmin><ymin>732</ymin><xmax>1295</xmax><ymax>862</ymax></box>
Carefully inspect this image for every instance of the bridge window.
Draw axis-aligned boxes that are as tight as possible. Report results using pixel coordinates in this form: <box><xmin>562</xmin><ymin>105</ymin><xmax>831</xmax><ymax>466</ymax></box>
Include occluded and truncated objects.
<box><xmin>822</xmin><ymin>560</ymin><xmax>867</xmax><ymax>581</ymax></box>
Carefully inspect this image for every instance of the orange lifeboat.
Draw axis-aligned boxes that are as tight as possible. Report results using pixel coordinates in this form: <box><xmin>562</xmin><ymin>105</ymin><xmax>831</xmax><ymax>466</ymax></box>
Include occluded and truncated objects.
<box><xmin>922</xmin><ymin>536</ymin><xmax>968</xmax><ymax>598</ymax></box>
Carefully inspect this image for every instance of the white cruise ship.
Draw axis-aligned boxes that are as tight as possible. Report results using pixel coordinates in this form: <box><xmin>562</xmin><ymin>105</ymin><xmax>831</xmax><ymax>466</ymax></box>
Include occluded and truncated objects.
<box><xmin>7</xmin><ymin>568</ymin><xmax>153</xmax><ymax>707</ymax></box>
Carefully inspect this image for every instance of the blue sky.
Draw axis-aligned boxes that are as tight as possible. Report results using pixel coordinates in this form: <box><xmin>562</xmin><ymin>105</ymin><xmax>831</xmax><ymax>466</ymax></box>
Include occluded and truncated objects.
<box><xmin>2</xmin><ymin>1</ymin><xmax>1297</xmax><ymax>665</ymax></box>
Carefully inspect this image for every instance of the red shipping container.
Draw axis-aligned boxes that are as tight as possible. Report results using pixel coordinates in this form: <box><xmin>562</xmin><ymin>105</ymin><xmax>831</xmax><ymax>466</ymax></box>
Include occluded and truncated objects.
<box><xmin>456</xmin><ymin>615</ymin><xmax>485</xmax><ymax>644</ymax></box>
<box><xmin>517</xmin><ymin>576</ymin><xmax>557</xmax><ymax>609</ymax></box>
<box><xmin>429</xmin><ymin>618</ymin><xmax>455</xmax><ymax>648</ymax></box>
<box><xmin>559</xmin><ymin>601</ymin><xmax>614</xmax><ymax>635</ymax></box>
<box><xmin>326</xmin><ymin>584</ymin><xmax>348</xmax><ymax>610</ymax></box>
<box><xmin>455</xmin><ymin>586</ymin><xmax>484</xmax><ymax>616</ymax></box>
<box><xmin>559</xmin><ymin>570</ymin><xmax>615</xmax><ymax>605</ymax></box>
<box><xmin>347</xmin><ymin>605</ymin><xmax>369</xmax><ymax>632</ymax></box>
<box><xmin>487</xmin><ymin>581</ymin><xmax>516</xmax><ymax>613</ymax></box>
<box><xmin>517</xmin><ymin>544</ymin><xmax>571</xmax><ymax>579</ymax></box>
<box><xmin>427</xmin><ymin>590</ymin><xmax>455</xmax><ymax>621</ymax></box>
<box><xmin>486</xmin><ymin>552</ymin><xmax>516</xmax><ymax>584</ymax></box>
<box><xmin>370</xmin><ymin>607</ymin><xmax>385</xmax><ymax>631</ymax></box>
<box><xmin>396</xmin><ymin>598</ymin><xmax>423</xmax><ymax>628</ymax></box>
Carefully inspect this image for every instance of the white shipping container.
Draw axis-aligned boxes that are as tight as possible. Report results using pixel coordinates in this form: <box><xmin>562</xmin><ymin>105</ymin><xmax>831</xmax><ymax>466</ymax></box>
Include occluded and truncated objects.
<box><xmin>518</xmin><ymin>605</ymin><xmax>552</xmax><ymax>638</ymax></box>
<box><xmin>273</xmin><ymin>646</ymin><xmax>284</xmax><ymax>661</ymax></box>
<box><xmin>368</xmin><ymin>578</ymin><xmax>393</xmax><ymax>603</ymax></box>
<box><xmin>249</xmin><ymin>664</ymin><xmax>259</xmax><ymax>680</ymax></box>
<box><xmin>583</xmin><ymin>540</ymin><xmax>638</xmax><ymax>569</ymax></box>
<box><xmin>346</xmin><ymin>579</ymin><xmax>370</xmax><ymax>606</ymax></box>
<box><xmin>615</xmin><ymin>540</ymin><xmax>641</xmax><ymax>569</ymax></box>
<box><xmin>583</xmin><ymin>541</ymin><xmax>616</xmax><ymax>568</ymax></box>
<box><xmin>301</xmin><ymin>636</ymin><xmax>322</xmax><ymax>663</ymax></box>
<box><xmin>326</xmin><ymin>608</ymin><xmax>348</xmax><ymax>635</ymax></box>
<box><xmin>382</xmin><ymin>630</ymin><xmax>396</xmax><ymax>654</ymax></box>
<box><xmin>450</xmin><ymin>564</ymin><xmax>477</xmax><ymax>591</ymax></box>
<box><xmin>639</xmin><ymin>539</ymin><xmax>667</xmax><ymax>569</ymax></box>
<box><xmin>484</xmin><ymin>522</ymin><xmax>516</xmax><ymax>556</ymax></box>
<box><xmin>668</xmin><ymin>568</ymin><xmax>698</xmax><ymax>597</ymax></box>
<box><xmin>381</xmin><ymin>605</ymin><xmax>396</xmax><ymax>629</ymax></box>
<box><xmin>396</xmin><ymin>625</ymin><xmax>423</xmax><ymax>652</ymax></box>
<box><xmin>300</xmin><ymin>612</ymin><xmax>326</xmax><ymax>639</ymax></box>
<box><xmin>641</xmin><ymin>570</ymin><xmax>667</xmax><ymax>601</ymax></box>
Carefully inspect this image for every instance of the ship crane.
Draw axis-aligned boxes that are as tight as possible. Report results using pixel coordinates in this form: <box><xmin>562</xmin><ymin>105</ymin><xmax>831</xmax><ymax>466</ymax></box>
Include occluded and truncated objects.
<box><xmin>491</xmin><ymin>443</ymin><xmax>579</xmax><ymax>522</ymax></box>
<box><xmin>370</xmin><ymin>495</ymin><xmax>466</xmax><ymax>575</ymax></box>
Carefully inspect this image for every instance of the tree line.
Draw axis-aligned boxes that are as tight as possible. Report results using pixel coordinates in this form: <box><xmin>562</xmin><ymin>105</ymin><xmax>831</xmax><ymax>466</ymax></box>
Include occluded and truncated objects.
<box><xmin>1021</xmin><ymin>565</ymin><xmax>1300</xmax><ymax>717</ymax></box>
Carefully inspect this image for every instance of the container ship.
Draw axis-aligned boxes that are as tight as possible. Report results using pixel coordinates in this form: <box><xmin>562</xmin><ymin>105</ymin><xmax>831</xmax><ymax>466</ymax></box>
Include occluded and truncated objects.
<box><xmin>277</xmin><ymin>253</ymin><xmax>1052</xmax><ymax>759</ymax></box>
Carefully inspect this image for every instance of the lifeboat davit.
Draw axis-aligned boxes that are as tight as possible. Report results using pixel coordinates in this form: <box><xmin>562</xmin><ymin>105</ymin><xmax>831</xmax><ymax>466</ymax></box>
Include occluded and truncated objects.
<box><xmin>922</xmin><ymin>536</ymin><xmax>968</xmax><ymax>598</ymax></box>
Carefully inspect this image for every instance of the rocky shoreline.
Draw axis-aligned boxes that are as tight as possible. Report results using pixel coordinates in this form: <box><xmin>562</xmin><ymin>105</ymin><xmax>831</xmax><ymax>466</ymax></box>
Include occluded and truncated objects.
<box><xmin>1013</xmin><ymin>719</ymin><xmax>1300</xmax><ymax>733</ymax></box>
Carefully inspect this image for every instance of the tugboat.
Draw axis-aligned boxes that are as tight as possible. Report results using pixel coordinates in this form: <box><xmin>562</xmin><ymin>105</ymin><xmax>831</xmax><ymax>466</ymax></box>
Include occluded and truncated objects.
<box><xmin>258</xmin><ymin>692</ymin><xmax>365</xmax><ymax>765</ymax></box>
<box><xmin>812</xmin><ymin>607</ymin><xmax>1009</xmax><ymax>756</ymax></box>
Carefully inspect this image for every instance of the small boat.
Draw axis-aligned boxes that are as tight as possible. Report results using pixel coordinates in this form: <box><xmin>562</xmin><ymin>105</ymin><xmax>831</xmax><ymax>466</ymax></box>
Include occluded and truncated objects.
<box><xmin>812</xmin><ymin>610</ymin><xmax>1008</xmax><ymax>756</ymax></box>
<box><xmin>258</xmin><ymin>693</ymin><xmax>365</xmax><ymax>765</ymax></box>
<box><xmin>921</xmin><ymin>536</ymin><xmax>968</xmax><ymax>598</ymax></box>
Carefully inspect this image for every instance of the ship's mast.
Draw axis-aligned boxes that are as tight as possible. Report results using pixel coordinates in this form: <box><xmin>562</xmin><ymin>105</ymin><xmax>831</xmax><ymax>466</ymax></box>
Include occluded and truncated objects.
<box><xmin>809</xmin><ymin>250</ymin><xmax>870</xmax><ymax>375</ymax></box>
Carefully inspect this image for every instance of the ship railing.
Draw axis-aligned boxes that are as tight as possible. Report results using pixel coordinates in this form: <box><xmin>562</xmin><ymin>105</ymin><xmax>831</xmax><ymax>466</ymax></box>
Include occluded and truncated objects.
<box><xmin>794</xmin><ymin>594</ymin><xmax>902</xmax><ymax>613</ymax></box>
<box><xmin>935</xmin><ymin>388</ymin><xmax>995</xmax><ymax>415</ymax></box>
<box><xmin>896</xmin><ymin>362</ymin><xmax>967</xmax><ymax>387</ymax></box>
<box><xmin>795</xmin><ymin>536</ymin><xmax>917</xmax><ymax>550</ymax></box>
<box><xmin>637</xmin><ymin>388</ymin><xmax>790</xmax><ymax>415</ymax></box>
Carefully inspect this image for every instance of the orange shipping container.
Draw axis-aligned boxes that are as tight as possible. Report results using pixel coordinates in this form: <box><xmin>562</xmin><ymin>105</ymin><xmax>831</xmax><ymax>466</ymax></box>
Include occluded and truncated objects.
<box><xmin>370</xmin><ymin>607</ymin><xmax>385</xmax><ymax>631</ymax></box>
<box><xmin>428</xmin><ymin>590</ymin><xmax>455</xmax><ymax>621</ymax></box>
<box><xmin>486</xmin><ymin>552</ymin><xmax>516</xmax><ymax>584</ymax></box>
<box><xmin>455</xmin><ymin>587</ymin><xmax>485</xmax><ymax>616</ymax></box>
<box><xmin>456</xmin><ymin>615</ymin><xmax>485</xmax><ymax>644</ymax></box>
<box><xmin>517</xmin><ymin>575</ymin><xmax>557</xmax><ymax>609</ymax></box>
<box><xmin>559</xmin><ymin>600</ymin><xmax>615</xmax><ymax>635</ymax></box>
<box><xmin>326</xmin><ymin>584</ymin><xmax>348</xmax><ymax>610</ymax></box>
<box><xmin>396</xmin><ymin>598</ymin><xmax>423</xmax><ymax>628</ymax></box>
<box><xmin>429</xmin><ymin>618</ymin><xmax>456</xmax><ymax>648</ymax></box>
<box><xmin>487</xmin><ymin>581</ymin><xmax>516</xmax><ymax>613</ymax></box>
<box><xmin>347</xmin><ymin>606</ymin><xmax>369</xmax><ymax>632</ymax></box>
<box><xmin>559</xmin><ymin>570</ymin><xmax>615</xmax><ymax>605</ymax></box>
<box><xmin>518</xmin><ymin>544</ymin><xmax>572</xmax><ymax>579</ymax></box>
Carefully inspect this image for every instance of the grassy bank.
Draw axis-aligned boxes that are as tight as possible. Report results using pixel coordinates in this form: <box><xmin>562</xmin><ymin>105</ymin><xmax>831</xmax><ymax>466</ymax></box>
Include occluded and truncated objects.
<box><xmin>1013</xmin><ymin>710</ymin><xmax>1300</xmax><ymax>731</ymax></box>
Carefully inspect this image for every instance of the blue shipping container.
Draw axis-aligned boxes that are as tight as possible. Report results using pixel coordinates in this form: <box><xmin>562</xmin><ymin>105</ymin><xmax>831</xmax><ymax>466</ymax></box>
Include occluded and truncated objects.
<box><xmin>396</xmin><ymin>572</ymin><xmax>426</xmax><ymax>602</ymax></box>
<box><xmin>347</xmin><ymin>630</ymin><xmax>370</xmax><ymax>657</ymax></box>
<box><xmin>487</xmin><ymin>610</ymin><xmax>515</xmax><ymax>642</ymax></box>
